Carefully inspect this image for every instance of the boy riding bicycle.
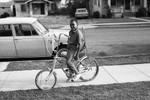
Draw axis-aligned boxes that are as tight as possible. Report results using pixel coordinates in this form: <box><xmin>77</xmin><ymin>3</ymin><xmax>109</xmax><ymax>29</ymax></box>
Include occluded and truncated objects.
<box><xmin>66</xmin><ymin>19</ymin><xmax>85</xmax><ymax>82</ymax></box>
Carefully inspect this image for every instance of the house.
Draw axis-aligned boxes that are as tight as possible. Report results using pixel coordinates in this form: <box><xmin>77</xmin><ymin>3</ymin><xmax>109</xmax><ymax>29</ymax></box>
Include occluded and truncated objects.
<box><xmin>89</xmin><ymin>0</ymin><xmax>148</xmax><ymax>17</ymax></box>
<box><xmin>0</xmin><ymin>2</ymin><xmax>13</xmax><ymax>16</ymax></box>
<box><xmin>13</xmin><ymin>0</ymin><xmax>61</xmax><ymax>17</ymax></box>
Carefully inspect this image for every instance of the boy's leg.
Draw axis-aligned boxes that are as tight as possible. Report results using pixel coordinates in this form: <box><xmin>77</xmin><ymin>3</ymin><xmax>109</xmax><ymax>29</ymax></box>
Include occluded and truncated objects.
<box><xmin>66</xmin><ymin>48</ymin><xmax>79</xmax><ymax>75</ymax></box>
<box><xmin>66</xmin><ymin>48</ymin><xmax>81</xmax><ymax>81</ymax></box>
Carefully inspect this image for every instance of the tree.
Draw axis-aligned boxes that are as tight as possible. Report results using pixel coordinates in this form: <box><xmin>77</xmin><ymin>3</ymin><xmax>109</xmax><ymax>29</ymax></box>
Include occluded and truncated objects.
<box><xmin>66</xmin><ymin>0</ymin><xmax>90</xmax><ymax>17</ymax></box>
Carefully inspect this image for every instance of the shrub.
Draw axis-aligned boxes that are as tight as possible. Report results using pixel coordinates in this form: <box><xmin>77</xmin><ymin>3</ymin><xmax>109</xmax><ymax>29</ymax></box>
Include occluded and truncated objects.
<box><xmin>48</xmin><ymin>10</ymin><xmax>56</xmax><ymax>15</ymax></box>
<box><xmin>93</xmin><ymin>11</ymin><xmax>100</xmax><ymax>18</ymax></box>
<box><xmin>135</xmin><ymin>7</ymin><xmax>147</xmax><ymax>17</ymax></box>
<box><xmin>58</xmin><ymin>8</ymin><xmax>69</xmax><ymax>15</ymax></box>
<box><xmin>148</xmin><ymin>11</ymin><xmax>150</xmax><ymax>17</ymax></box>
<box><xmin>107</xmin><ymin>9</ymin><xmax>113</xmax><ymax>18</ymax></box>
<box><xmin>103</xmin><ymin>3</ymin><xmax>112</xmax><ymax>18</ymax></box>
<box><xmin>102</xmin><ymin>14</ymin><xmax>107</xmax><ymax>18</ymax></box>
<box><xmin>102</xmin><ymin>13</ymin><xmax>112</xmax><ymax>18</ymax></box>
<box><xmin>0</xmin><ymin>12</ymin><xmax>10</xmax><ymax>18</ymax></box>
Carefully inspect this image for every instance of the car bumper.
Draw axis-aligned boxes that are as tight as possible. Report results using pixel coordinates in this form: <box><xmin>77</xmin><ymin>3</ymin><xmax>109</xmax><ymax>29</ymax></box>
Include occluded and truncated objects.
<box><xmin>75</xmin><ymin>14</ymin><xmax>88</xmax><ymax>18</ymax></box>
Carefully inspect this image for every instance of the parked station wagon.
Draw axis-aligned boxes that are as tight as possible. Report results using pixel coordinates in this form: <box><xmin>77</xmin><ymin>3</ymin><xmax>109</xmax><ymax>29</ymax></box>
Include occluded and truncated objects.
<box><xmin>0</xmin><ymin>17</ymin><xmax>68</xmax><ymax>61</ymax></box>
<box><xmin>75</xmin><ymin>8</ymin><xmax>89</xmax><ymax>18</ymax></box>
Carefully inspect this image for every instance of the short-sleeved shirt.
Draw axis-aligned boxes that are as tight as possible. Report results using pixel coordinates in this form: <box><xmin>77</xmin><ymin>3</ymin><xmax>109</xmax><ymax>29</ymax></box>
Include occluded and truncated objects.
<box><xmin>67</xmin><ymin>29</ymin><xmax>84</xmax><ymax>50</ymax></box>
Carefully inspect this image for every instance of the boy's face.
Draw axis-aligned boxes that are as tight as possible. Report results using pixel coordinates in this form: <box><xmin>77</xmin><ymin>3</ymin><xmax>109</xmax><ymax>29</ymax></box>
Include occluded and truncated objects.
<box><xmin>70</xmin><ymin>21</ymin><xmax>78</xmax><ymax>31</ymax></box>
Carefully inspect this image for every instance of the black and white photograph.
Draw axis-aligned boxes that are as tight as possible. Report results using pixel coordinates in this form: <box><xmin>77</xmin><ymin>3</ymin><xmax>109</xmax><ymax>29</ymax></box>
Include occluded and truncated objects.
<box><xmin>0</xmin><ymin>0</ymin><xmax>150</xmax><ymax>99</ymax></box>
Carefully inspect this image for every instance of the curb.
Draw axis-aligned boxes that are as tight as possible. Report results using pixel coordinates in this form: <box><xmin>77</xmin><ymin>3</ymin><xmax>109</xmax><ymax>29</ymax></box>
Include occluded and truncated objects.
<box><xmin>50</xmin><ymin>22</ymin><xmax>150</xmax><ymax>29</ymax></box>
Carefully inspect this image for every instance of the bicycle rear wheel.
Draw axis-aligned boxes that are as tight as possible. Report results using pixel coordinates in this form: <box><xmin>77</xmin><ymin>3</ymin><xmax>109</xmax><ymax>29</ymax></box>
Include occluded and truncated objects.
<box><xmin>35</xmin><ymin>70</ymin><xmax>57</xmax><ymax>90</ymax></box>
<box><xmin>77</xmin><ymin>56</ymin><xmax>99</xmax><ymax>82</ymax></box>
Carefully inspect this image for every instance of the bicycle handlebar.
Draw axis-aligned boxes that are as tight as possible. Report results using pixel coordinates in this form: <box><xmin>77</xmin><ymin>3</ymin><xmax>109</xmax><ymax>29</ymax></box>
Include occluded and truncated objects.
<box><xmin>52</xmin><ymin>33</ymin><xmax>69</xmax><ymax>52</ymax></box>
<box><xmin>58</xmin><ymin>33</ymin><xmax>69</xmax><ymax>43</ymax></box>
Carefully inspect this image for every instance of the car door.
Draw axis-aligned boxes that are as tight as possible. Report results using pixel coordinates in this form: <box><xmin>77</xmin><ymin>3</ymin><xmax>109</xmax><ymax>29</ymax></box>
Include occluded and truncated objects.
<box><xmin>13</xmin><ymin>24</ymin><xmax>46</xmax><ymax>58</ymax></box>
<box><xmin>0</xmin><ymin>24</ymin><xmax>17</xmax><ymax>58</ymax></box>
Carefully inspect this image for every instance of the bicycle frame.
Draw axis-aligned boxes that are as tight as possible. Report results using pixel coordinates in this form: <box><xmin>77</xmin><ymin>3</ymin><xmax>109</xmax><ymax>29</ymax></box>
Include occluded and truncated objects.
<box><xmin>49</xmin><ymin>33</ymin><xmax>69</xmax><ymax>73</ymax></box>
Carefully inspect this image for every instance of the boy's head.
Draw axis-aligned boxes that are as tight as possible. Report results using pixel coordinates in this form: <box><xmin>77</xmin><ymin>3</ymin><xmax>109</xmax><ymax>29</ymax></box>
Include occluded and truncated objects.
<box><xmin>70</xmin><ymin>19</ymin><xmax>78</xmax><ymax>31</ymax></box>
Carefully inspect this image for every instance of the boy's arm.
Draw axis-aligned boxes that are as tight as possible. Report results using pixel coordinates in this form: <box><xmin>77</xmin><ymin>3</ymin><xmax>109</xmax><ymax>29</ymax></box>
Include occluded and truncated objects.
<box><xmin>74</xmin><ymin>30</ymin><xmax>83</xmax><ymax>60</ymax></box>
<box><xmin>77</xmin><ymin>30</ymin><xmax>83</xmax><ymax>50</ymax></box>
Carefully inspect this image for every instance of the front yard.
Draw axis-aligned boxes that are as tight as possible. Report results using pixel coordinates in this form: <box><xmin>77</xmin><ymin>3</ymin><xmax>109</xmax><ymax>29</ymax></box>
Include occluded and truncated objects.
<box><xmin>1</xmin><ymin>81</ymin><xmax>150</xmax><ymax>100</ymax></box>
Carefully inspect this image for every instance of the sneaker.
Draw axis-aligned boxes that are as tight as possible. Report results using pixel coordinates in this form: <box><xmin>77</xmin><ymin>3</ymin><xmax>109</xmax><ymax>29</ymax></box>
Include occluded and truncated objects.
<box><xmin>66</xmin><ymin>78</ymin><xmax>72</xmax><ymax>82</ymax></box>
<box><xmin>64</xmin><ymin>69</ymin><xmax>70</xmax><ymax>76</ymax></box>
<box><xmin>71</xmin><ymin>74</ymin><xmax>81</xmax><ymax>82</ymax></box>
<box><xmin>66</xmin><ymin>72</ymin><xmax>75</xmax><ymax>82</ymax></box>
<box><xmin>65</xmin><ymin>69</ymin><xmax>73</xmax><ymax>78</ymax></box>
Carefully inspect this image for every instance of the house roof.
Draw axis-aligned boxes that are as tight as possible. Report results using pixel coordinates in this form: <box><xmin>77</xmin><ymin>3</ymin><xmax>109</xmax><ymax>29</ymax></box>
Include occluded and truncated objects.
<box><xmin>0</xmin><ymin>2</ymin><xmax>13</xmax><ymax>7</ymax></box>
<box><xmin>0</xmin><ymin>17</ymin><xmax>37</xmax><ymax>24</ymax></box>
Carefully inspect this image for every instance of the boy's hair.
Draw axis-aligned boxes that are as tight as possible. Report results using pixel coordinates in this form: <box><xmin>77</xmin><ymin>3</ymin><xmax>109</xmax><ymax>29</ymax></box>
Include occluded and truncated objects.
<box><xmin>70</xmin><ymin>19</ymin><xmax>78</xmax><ymax>25</ymax></box>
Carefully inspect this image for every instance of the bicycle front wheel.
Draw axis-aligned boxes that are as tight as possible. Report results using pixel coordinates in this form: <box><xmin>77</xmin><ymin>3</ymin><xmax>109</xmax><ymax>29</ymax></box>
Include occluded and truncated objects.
<box><xmin>77</xmin><ymin>56</ymin><xmax>99</xmax><ymax>82</ymax></box>
<box><xmin>35</xmin><ymin>70</ymin><xmax>57</xmax><ymax>90</ymax></box>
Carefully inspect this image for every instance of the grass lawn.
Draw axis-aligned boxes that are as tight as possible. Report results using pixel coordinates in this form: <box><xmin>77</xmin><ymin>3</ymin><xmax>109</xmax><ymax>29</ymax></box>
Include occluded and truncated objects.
<box><xmin>6</xmin><ymin>53</ymin><xmax>150</xmax><ymax>71</ymax></box>
<box><xmin>1</xmin><ymin>81</ymin><xmax>150</xmax><ymax>100</ymax></box>
<box><xmin>2</xmin><ymin>53</ymin><xmax>150</xmax><ymax>100</ymax></box>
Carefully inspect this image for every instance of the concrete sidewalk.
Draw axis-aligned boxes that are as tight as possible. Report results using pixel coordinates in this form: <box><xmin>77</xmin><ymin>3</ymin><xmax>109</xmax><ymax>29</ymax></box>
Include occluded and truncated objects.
<box><xmin>55</xmin><ymin>17</ymin><xmax>150</xmax><ymax>29</ymax></box>
<box><xmin>1</xmin><ymin>63</ymin><xmax>150</xmax><ymax>91</ymax></box>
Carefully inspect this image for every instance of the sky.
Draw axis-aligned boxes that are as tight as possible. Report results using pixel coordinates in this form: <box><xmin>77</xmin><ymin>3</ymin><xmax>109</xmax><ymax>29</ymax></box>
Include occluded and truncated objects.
<box><xmin>0</xmin><ymin>0</ymin><xmax>11</xmax><ymax>2</ymax></box>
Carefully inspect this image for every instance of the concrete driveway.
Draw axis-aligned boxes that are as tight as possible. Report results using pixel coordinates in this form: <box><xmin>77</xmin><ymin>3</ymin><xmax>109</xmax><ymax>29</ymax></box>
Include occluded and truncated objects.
<box><xmin>1</xmin><ymin>63</ymin><xmax>150</xmax><ymax>91</ymax></box>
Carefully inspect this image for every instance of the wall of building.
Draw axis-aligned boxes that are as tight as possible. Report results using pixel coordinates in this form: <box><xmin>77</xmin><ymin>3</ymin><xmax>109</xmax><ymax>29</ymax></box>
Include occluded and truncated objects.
<box><xmin>15</xmin><ymin>3</ymin><xmax>29</xmax><ymax>17</ymax></box>
<box><xmin>15</xmin><ymin>1</ymin><xmax>51</xmax><ymax>16</ymax></box>
<box><xmin>110</xmin><ymin>0</ymin><xmax>145</xmax><ymax>13</ymax></box>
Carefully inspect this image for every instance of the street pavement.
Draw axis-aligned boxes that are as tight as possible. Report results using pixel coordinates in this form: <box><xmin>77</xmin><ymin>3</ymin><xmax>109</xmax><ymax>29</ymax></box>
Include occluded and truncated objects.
<box><xmin>0</xmin><ymin>17</ymin><xmax>150</xmax><ymax>92</ymax></box>
<box><xmin>1</xmin><ymin>63</ymin><xmax>150</xmax><ymax>91</ymax></box>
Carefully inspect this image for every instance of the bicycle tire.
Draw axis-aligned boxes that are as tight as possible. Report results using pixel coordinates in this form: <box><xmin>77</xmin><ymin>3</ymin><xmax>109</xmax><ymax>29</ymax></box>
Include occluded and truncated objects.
<box><xmin>35</xmin><ymin>69</ymin><xmax>57</xmax><ymax>90</ymax></box>
<box><xmin>77</xmin><ymin>56</ymin><xmax>99</xmax><ymax>82</ymax></box>
<box><xmin>56</xmin><ymin>48</ymin><xmax>68</xmax><ymax>58</ymax></box>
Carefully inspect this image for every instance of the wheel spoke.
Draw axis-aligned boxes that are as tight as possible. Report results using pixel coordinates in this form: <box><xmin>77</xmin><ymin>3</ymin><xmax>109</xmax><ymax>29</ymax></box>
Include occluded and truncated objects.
<box><xmin>77</xmin><ymin>57</ymin><xmax>99</xmax><ymax>82</ymax></box>
<box><xmin>35</xmin><ymin>70</ymin><xmax>57</xmax><ymax>90</ymax></box>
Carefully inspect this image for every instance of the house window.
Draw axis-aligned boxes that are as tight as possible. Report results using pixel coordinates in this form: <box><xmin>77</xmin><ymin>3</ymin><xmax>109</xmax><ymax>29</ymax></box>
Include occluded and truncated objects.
<box><xmin>0</xmin><ymin>25</ymin><xmax>12</xmax><ymax>37</ymax></box>
<box><xmin>98</xmin><ymin>0</ymin><xmax>100</xmax><ymax>7</ymax></box>
<box><xmin>21</xmin><ymin>4</ymin><xmax>26</xmax><ymax>12</ymax></box>
<box><xmin>111</xmin><ymin>0</ymin><xmax>117</xmax><ymax>6</ymax></box>
<box><xmin>51</xmin><ymin>3</ymin><xmax>55</xmax><ymax>10</ymax></box>
<box><xmin>14</xmin><ymin>24</ymin><xmax>38</xmax><ymax>36</ymax></box>
<box><xmin>135</xmin><ymin>0</ymin><xmax>140</xmax><ymax>5</ymax></box>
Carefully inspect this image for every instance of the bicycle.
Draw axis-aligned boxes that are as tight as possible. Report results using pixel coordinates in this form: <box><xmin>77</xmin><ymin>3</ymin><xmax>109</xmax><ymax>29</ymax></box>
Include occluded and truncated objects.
<box><xmin>35</xmin><ymin>33</ymin><xmax>99</xmax><ymax>90</ymax></box>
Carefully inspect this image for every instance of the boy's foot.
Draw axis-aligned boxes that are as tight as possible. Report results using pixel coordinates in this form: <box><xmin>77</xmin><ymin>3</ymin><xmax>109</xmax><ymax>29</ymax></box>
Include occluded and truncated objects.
<box><xmin>66</xmin><ymin>78</ymin><xmax>72</xmax><ymax>82</ymax></box>
<box><xmin>71</xmin><ymin>74</ymin><xmax>81</xmax><ymax>82</ymax></box>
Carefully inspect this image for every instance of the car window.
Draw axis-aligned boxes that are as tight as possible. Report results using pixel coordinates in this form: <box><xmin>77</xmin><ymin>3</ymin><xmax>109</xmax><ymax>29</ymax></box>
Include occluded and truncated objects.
<box><xmin>0</xmin><ymin>24</ymin><xmax>12</xmax><ymax>37</ymax></box>
<box><xmin>78</xmin><ymin>9</ymin><xmax>86</xmax><ymax>12</ymax></box>
<box><xmin>14</xmin><ymin>24</ymin><xmax>38</xmax><ymax>36</ymax></box>
<box><xmin>32</xmin><ymin>21</ymin><xmax>48</xmax><ymax>34</ymax></box>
